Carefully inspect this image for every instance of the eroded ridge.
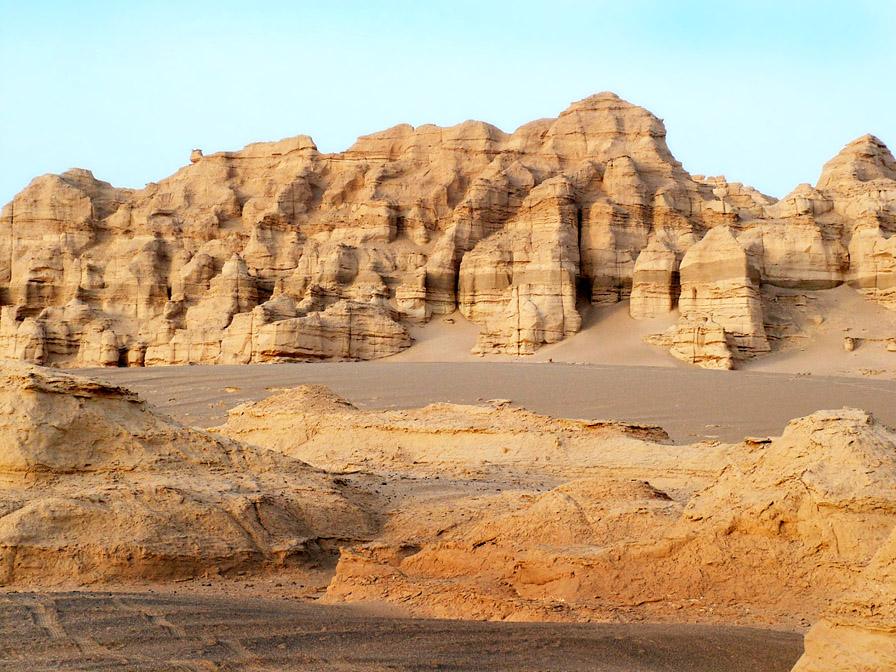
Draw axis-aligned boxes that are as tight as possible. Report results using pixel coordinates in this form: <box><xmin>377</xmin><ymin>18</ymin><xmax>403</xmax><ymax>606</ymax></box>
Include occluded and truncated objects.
<box><xmin>2</xmin><ymin>95</ymin><xmax>895</xmax><ymax>368</ymax></box>
<box><xmin>0</xmin><ymin>366</ymin><xmax>892</xmax><ymax>670</ymax></box>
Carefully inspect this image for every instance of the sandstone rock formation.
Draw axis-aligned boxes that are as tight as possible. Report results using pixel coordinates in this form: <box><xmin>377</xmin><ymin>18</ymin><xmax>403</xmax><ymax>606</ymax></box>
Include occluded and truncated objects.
<box><xmin>2</xmin><ymin>95</ymin><xmax>895</xmax><ymax>367</ymax></box>
<box><xmin>458</xmin><ymin>177</ymin><xmax>581</xmax><ymax>354</ymax></box>
<box><xmin>792</xmin><ymin>526</ymin><xmax>896</xmax><ymax>672</ymax></box>
<box><xmin>665</xmin><ymin>317</ymin><xmax>735</xmax><ymax>370</ymax></box>
<box><xmin>0</xmin><ymin>365</ymin><xmax>374</xmax><ymax>583</ymax></box>
<box><xmin>322</xmin><ymin>408</ymin><xmax>896</xmax><ymax>626</ymax></box>
<box><xmin>213</xmin><ymin>385</ymin><xmax>718</xmax><ymax>482</ymax></box>
<box><xmin>661</xmin><ymin>225</ymin><xmax>770</xmax><ymax>367</ymax></box>
<box><xmin>1</xmin><ymin>364</ymin><xmax>893</xmax><ymax>663</ymax></box>
<box><xmin>217</xmin><ymin>389</ymin><xmax>896</xmax><ymax>639</ymax></box>
<box><xmin>629</xmin><ymin>236</ymin><xmax>680</xmax><ymax>318</ymax></box>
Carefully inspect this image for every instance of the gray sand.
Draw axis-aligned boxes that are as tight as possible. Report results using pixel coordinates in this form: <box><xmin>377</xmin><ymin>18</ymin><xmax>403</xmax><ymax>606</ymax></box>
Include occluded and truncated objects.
<box><xmin>0</xmin><ymin>591</ymin><xmax>802</xmax><ymax>672</ymax></box>
<box><xmin>85</xmin><ymin>361</ymin><xmax>896</xmax><ymax>442</ymax></box>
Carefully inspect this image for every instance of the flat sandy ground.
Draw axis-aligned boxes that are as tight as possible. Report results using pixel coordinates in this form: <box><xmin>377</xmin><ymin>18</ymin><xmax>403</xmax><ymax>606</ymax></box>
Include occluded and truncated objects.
<box><xmin>389</xmin><ymin>286</ymin><xmax>896</xmax><ymax>381</ymax></box>
<box><xmin>0</xmin><ymin>591</ymin><xmax>802</xmax><ymax>672</ymax></box>
<box><xmin>84</xmin><ymin>286</ymin><xmax>896</xmax><ymax>442</ymax></box>
<box><xmin>88</xmin><ymin>361</ymin><xmax>896</xmax><ymax>443</ymax></box>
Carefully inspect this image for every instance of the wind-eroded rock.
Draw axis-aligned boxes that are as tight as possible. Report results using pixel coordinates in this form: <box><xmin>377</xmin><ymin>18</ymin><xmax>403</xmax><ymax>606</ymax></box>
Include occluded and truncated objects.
<box><xmin>215</xmin><ymin>388</ymin><xmax>896</xmax><ymax>647</ymax></box>
<box><xmin>2</xmin><ymin>96</ymin><xmax>895</xmax><ymax>367</ymax></box>
<box><xmin>792</xmin><ymin>526</ymin><xmax>896</xmax><ymax>672</ymax></box>
<box><xmin>676</xmin><ymin>226</ymin><xmax>769</xmax><ymax>360</ymax></box>
<box><xmin>215</xmin><ymin>384</ymin><xmax>677</xmax><ymax>476</ymax></box>
<box><xmin>629</xmin><ymin>237</ymin><xmax>680</xmax><ymax>318</ymax></box>
<box><xmin>458</xmin><ymin>177</ymin><xmax>581</xmax><ymax>354</ymax></box>
<box><xmin>0</xmin><ymin>365</ymin><xmax>374</xmax><ymax>583</ymax></box>
<box><xmin>318</xmin><ymin>408</ymin><xmax>896</xmax><ymax>627</ymax></box>
<box><xmin>0</xmin><ymin>367</ymin><xmax>893</xmax><ymax>668</ymax></box>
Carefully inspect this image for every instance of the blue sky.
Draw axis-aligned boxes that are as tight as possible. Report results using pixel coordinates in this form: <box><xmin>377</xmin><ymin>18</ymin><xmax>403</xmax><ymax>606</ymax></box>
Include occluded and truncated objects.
<box><xmin>1</xmin><ymin>1</ymin><xmax>894</xmax><ymax>204</ymax></box>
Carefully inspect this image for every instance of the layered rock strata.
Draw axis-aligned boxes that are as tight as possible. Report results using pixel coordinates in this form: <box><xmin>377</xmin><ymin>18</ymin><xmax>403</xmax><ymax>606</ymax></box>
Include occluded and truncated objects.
<box><xmin>792</xmin><ymin>526</ymin><xmax>896</xmax><ymax>672</ymax></box>
<box><xmin>629</xmin><ymin>236</ymin><xmax>680</xmax><ymax>318</ymax></box>
<box><xmin>2</xmin><ymin>96</ymin><xmax>895</xmax><ymax>367</ymax></box>
<box><xmin>664</xmin><ymin>225</ymin><xmax>770</xmax><ymax>367</ymax></box>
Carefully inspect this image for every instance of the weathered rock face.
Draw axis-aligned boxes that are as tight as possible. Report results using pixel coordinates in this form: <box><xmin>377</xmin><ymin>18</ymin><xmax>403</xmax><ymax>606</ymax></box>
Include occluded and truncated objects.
<box><xmin>0</xmin><ymin>365</ymin><xmax>374</xmax><ymax>583</ymax></box>
<box><xmin>676</xmin><ymin>226</ymin><xmax>770</xmax><ymax>360</ymax></box>
<box><xmin>458</xmin><ymin>177</ymin><xmax>581</xmax><ymax>354</ymax></box>
<box><xmin>666</xmin><ymin>317</ymin><xmax>735</xmax><ymax>369</ymax></box>
<box><xmin>792</xmin><ymin>526</ymin><xmax>896</xmax><ymax>672</ymax></box>
<box><xmin>2</xmin><ymin>95</ymin><xmax>895</xmax><ymax>367</ymax></box>
<box><xmin>629</xmin><ymin>236</ymin><xmax>681</xmax><ymax>318</ymax></box>
<box><xmin>366</xmin><ymin>408</ymin><xmax>894</xmax><ymax>625</ymax></box>
<box><xmin>248</xmin><ymin>300</ymin><xmax>410</xmax><ymax>362</ymax></box>
<box><xmin>216</xmin><ymin>389</ymin><xmax>896</xmax><ymax>636</ymax></box>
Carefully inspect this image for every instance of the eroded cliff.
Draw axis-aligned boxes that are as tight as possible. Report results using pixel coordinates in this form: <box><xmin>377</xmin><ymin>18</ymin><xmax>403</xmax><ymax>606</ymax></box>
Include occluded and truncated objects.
<box><xmin>3</xmin><ymin>94</ymin><xmax>895</xmax><ymax>368</ymax></box>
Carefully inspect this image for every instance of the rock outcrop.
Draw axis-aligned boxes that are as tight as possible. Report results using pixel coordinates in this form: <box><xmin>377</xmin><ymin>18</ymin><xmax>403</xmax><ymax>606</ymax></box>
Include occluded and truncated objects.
<box><xmin>0</xmin><ymin>365</ymin><xmax>373</xmax><ymax>583</ymax></box>
<box><xmin>216</xmin><ymin>387</ymin><xmax>896</xmax><ymax>638</ymax></box>
<box><xmin>669</xmin><ymin>225</ymin><xmax>770</xmax><ymax>365</ymax></box>
<box><xmin>792</xmin><ymin>526</ymin><xmax>896</xmax><ymax>672</ymax></box>
<box><xmin>2</xmin><ymin>95</ymin><xmax>895</xmax><ymax>367</ymax></box>
<box><xmin>320</xmin><ymin>407</ymin><xmax>896</xmax><ymax>625</ymax></box>
<box><xmin>458</xmin><ymin>177</ymin><xmax>581</xmax><ymax>354</ymax></box>
<box><xmin>3</xmin><ymin>366</ymin><xmax>894</xmax><ymax>660</ymax></box>
<box><xmin>629</xmin><ymin>236</ymin><xmax>680</xmax><ymax>318</ymax></box>
<box><xmin>665</xmin><ymin>316</ymin><xmax>735</xmax><ymax>369</ymax></box>
<box><xmin>214</xmin><ymin>385</ymin><xmax>680</xmax><ymax>476</ymax></box>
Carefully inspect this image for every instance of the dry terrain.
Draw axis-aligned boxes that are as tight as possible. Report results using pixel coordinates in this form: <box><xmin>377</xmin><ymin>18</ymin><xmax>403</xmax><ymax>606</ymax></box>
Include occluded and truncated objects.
<box><xmin>3</xmin><ymin>91</ymin><xmax>896</xmax><ymax>671</ymax></box>
<box><xmin>0</xmin><ymin>362</ymin><xmax>886</xmax><ymax>670</ymax></box>
<box><xmin>0</xmin><ymin>591</ymin><xmax>803</xmax><ymax>672</ymax></box>
<box><xmin>86</xmin><ymin>360</ymin><xmax>896</xmax><ymax>443</ymax></box>
<box><xmin>3</xmin><ymin>93</ymin><xmax>896</xmax><ymax>372</ymax></box>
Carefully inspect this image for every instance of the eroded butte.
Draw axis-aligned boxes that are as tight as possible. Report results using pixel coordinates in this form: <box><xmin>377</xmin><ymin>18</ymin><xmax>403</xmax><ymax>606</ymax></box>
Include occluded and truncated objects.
<box><xmin>2</xmin><ymin>93</ymin><xmax>895</xmax><ymax>370</ymax></box>
<box><xmin>2</xmin><ymin>92</ymin><xmax>896</xmax><ymax>671</ymax></box>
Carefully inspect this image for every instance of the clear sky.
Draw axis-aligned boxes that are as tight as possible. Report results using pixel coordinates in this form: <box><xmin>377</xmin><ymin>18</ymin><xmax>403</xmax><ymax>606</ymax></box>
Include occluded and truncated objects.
<box><xmin>1</xmin><ymin>1</ymin><xmax>894</xmax><ymax>205</ymax></box>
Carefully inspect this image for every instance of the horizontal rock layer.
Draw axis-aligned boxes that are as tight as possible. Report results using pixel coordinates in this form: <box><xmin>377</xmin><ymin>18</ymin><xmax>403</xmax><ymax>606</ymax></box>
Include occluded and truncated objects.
<box><xmin>215</xmin><ymin>387</ymin><xmax>896</xmax><ymax>650</ymax></box>
<box><xmin>2</xmin><ymin>95</ymin><xmax>895</xmax><ymax>366</ymax></box>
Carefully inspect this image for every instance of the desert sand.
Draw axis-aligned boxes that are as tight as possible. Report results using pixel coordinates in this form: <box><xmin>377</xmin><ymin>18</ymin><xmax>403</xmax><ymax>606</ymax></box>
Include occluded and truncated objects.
<box><xmin>0</xmin><ymin>592</ymin><xmax>803</xmax><ymax>672</ymax></box>
<box><xmin>10</xmin><ymin>356</ymin><xmax>882</xmax><ymax>671</ymax></box>
<box><xmin>0</xmin><ymin>362</ymin><xmax>831</xmax><ymax>671</ymax></box>
<box><xmin>84</xmin><ymin>322</ymin><xmax>896</xmax><ymax>444</ymax></box>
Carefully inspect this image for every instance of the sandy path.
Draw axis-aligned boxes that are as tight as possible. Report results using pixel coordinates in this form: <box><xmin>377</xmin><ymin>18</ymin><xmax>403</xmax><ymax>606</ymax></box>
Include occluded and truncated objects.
<box><xmin>84</xmin><ymin>361</ymin><xmax>896</xmax><ymax>443</ymax></box>
<box><xmin>0</xmin><ymin>591</ymin><xmax>802</xmax><ymax>672</ymax></box>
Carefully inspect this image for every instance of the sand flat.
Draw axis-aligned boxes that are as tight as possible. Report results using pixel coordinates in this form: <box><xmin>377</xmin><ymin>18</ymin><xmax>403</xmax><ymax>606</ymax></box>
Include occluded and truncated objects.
<box><xmin>84</xmin><ymin>361</ymin><xmax>896</xmax><ymax>443</ymax></box>
<box><xmin>0</xmin><ymin>591</ymin><xmax>802</xmax><ymax>672</ymax></box>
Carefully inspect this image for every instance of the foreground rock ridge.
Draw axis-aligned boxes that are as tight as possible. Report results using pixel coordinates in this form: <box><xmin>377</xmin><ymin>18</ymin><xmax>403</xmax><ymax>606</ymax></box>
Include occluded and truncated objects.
<box><xmin>0</xmin><ymin>364</ymin><xmax>374</xmax><ymax>582</ymax></box>
<box><xmin>217</xmin><ymin>387</ymin><xmax>896</xmax><ymax>671</ymax></box>
<box><xmin>2</xmin><ymin>93</ymin><xmax>895</xmax><ymax>367</ymax></box>
<box><xmin>1</xmin><ymin>365</ymin><xmax>893</xmax><ymax>671</ymax></box>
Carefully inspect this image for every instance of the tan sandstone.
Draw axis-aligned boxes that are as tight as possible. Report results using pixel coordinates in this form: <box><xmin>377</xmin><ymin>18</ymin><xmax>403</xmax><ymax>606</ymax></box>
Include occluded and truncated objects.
<box><xmin>1</xmin><ymin>96</ymin><xmax>895</xmax><ymax>368</ymax></box>
<box><xmin>215</xmin><ymin>387</ymin><xmax>896</xmax><ymax>637</ymax></box>
<box><xmin>0</xmin><ymin>365</ymin><xmax>374</xmax><ymax>584</ymax></box>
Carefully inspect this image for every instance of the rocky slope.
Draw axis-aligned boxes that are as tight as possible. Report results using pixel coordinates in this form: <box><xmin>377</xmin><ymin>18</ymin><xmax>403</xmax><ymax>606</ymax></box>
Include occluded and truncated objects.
<box><xmin>3</xmin><ymin>94</ymin><xmax>895</xmax><ymax>368</ymax></box>
<box><xmin>217</xmin><ymin>389</ymin><xmax>896</xmax><ymax>637</ymax></box>
<box><xmin>792</xmin><ymin>526</ymin><xmax>896</xmax><ymax>671</ymax></box>
<box><xmin>0</xmin><ymin>364</ymin><xmax>375</xmax><ymax>584</ymax></box>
